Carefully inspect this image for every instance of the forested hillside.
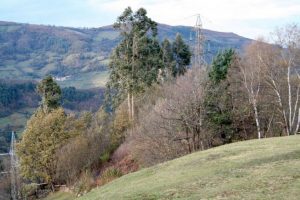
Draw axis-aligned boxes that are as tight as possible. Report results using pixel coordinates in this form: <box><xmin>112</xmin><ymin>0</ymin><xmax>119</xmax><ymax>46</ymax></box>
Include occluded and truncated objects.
<box><xmin>0</xmin><ymin>21</ymin><xmax>251</xmax><ymax>83</ymax></box>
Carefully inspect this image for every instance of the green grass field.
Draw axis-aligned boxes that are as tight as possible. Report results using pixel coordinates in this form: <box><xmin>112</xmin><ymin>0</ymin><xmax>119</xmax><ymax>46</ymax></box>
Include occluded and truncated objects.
<box><xmin>45</xmin><ymin>135</ymin><xmax>300</xmax><ymax>200</ymax></box>
<box><xmin>43</xmin><ymin>192</ymin><xmax>75</xmax><ymax>200</ymax></box>
<box><xmin>56</xmin><ymin>71</ymin><xmax>109</xmax><ymax>89</ymax></box>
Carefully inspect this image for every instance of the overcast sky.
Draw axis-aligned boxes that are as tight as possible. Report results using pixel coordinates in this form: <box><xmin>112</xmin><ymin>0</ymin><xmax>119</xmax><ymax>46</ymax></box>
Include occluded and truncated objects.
<box><xmin>0</xmin><ymin>0</ymin><xmax>300</xmax><ymax>39</ymax></box>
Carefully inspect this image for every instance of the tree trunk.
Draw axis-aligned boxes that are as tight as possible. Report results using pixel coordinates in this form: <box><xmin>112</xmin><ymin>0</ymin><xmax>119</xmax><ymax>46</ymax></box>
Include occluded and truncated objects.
<box><xmin>128</xmin><ymin>92</ymin><xmax>131</xmax><ymax>121</ymax></box>
<box><xmin>288</xmin><ymin>65</ymin><xmax>292</xmax><ymax>135</ymax></box>
<box><xmin>269</xmin><ymin>78</ymin><xmax>290</xmax><ymax>135</ymax></box>
<box><xmin>131</xmin><ymin>94</ymin><xmax>134</xmax><ymax>121</ymax></box>
<box><xmin>294</xmin><ymin>108</ymin><xmax>300</xmax><ymax>135</ymax></box>
<box><xmin>253</xmin><ymin>99</ymin><xmax>261</xmax><ymax>139</ymax></box>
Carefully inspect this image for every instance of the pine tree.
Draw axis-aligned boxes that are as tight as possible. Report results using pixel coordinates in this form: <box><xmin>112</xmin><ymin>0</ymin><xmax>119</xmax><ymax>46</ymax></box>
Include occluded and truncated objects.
<box><xmin>172</xmin><ymin>34</ymin><xmax>192</xmax><ymax>76</ymax></box>
<box><xmin>37</xmin><ymin>75</ymin><xmax>61</xmax><ymax>113</ymax></box>
<box><xmin>204</xmin><ymin>49</ymin><xmax>236</xmax><ymax>143</ymax></box>
<box><xmin>209</xmin><ymin>49</ymin><xmax>235</xmax><ymax>84</ymax></box>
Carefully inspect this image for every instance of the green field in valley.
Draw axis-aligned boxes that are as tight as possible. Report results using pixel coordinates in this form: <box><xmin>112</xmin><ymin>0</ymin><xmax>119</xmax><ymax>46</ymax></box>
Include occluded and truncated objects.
<box><xmin>56</xmin><ymin>71</ymin><xmax>109</xmax><ymax>89</ymax></box>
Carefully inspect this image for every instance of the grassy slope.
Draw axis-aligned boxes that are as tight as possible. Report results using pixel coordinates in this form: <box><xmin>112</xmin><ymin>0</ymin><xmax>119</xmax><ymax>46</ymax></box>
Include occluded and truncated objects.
<box><xmin>44</xmin><ymin>192</ymin><xmax>75</xmax><ymax>200</ymax></box>
<box><xmin>46</xmin><ymin>136</ymin><xmax>300</xmax><ymax>200</ymax></box>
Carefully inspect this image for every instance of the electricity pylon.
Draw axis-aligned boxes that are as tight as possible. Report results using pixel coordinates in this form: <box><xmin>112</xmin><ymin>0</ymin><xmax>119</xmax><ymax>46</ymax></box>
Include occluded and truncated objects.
<box><xmin>193</xmin><ymin>14</ymin><xmax>206</xmax><ymax>68</ymax></box>
<box><xmin>10</xmin><ymin>132</ymin><xmax>19</xmax><ymax>200</ymax></box>
<box><xmin>0</xmin><ymin>132</ymin><xmax>20</xmax><ymax>200</ymax></box>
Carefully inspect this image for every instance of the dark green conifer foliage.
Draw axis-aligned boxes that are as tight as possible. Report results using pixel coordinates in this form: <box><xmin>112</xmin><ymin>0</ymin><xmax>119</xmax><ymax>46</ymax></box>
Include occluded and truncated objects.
<box><xmin>172</xmin><ymin>34</ymin><xmax>192</xmax><ymax>76</ymax></box>
<box><xmin>209</xmin><ymin>48</ymin><xmax>235</xmax><ymax>84</ymax></box>
<box><xmin>37</xmin><ymin>75</ymin><xmax>61</xmax><ymax>113</ymax></box>
<box><xmin>161</xmin><ymin>39</ymin><xmax>175</xmax><ymax>77</ymax></box>
<box><xmin>205</xmin><ymin>49</ymin><xmax>235</xmax><ymax>143</ymax></box>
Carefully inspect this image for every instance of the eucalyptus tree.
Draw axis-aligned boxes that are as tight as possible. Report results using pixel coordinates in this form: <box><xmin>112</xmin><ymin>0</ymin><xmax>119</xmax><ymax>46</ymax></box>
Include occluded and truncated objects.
<box><xmin>106</xmin><ymin>7</ymin><xmax>162</xmax><ymax>121</ymax></box>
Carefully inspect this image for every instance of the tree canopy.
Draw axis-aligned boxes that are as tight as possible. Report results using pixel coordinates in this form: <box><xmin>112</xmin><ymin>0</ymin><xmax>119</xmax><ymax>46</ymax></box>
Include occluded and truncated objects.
<box><xmin>18</xmin><ymin>78</ymin><xmax>68</xmax><ymax>188</ymax></box>
<box><xmin>172</xmin><ymin>34</ymin><xmax>192</xmax><ymax>76</ymax></box>
<box><xmin>209</xmin><ymin>48</ymin><xmax>235</xmax><ymax>84</ymax></box>
<box><xmin>17</xmin><ymin>108</ymin><xmax>68</xmax><ymax>186</ymax></box>
<box><xmin>106</xmin><ymin>7</ymin><xmax>191</xmax><ymax>117</ymax></box>
<box><xmin>204</xmin><ymin>49</ymin><xmax>236</xmax><ymax>143</ymax></box>
<box><xmin>105</xmin><ymin>7</ymin><xmax>163</xmax><ymax>120</ymax></box>
<box><xmin>37</xmin><ymin>75</ymin><xmax>61</xmax><ymax>113</ymax></box>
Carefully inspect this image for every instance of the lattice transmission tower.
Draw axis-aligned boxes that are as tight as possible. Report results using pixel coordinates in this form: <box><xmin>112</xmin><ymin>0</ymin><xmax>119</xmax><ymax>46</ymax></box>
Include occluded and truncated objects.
<box><xmin>10</xmin><ymin>132</ymin><xmax>20</xmax><ymax>200</ymax></box>
<box><xmin>193</xmin><ymin>14</ymin><xmax>206</xmax><ymax>68</ymax></box>
<box><xmin>0</xmin><ymin>132</ymin><xmax>20</xmax><ymax>200</ymax></box>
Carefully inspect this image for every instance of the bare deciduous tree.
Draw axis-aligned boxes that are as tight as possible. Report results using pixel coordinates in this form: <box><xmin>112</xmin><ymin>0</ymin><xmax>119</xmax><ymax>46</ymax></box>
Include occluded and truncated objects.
<box><xmin>240</xmin><ymin>40</ymin><xmax>267</xmax><ymax>139</ymax></box>
<box><xmin>268</xmin><ymin>24</ymin><xmax>300</xmax><ymax>135</ymax></box>
<box><xmin>131</xmin><ymin>68</ymin><xmax>208</xmax><ymax>166</ymax></box>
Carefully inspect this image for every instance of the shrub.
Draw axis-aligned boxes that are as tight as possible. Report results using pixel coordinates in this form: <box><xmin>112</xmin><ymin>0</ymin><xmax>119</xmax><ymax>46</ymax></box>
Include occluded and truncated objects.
<box><xmin>100</xmin><ymin>152</ymin><xmax>110</xmax><ymax>163</ymax></box>
<box><xmin>55</xmin><ymin>108</ymin><xmax>111</xmax><ymax>185</ymax></box>
<box><xmin>20</xmin><ymin>183</ymin><xmax>39</xmax><ymax>199</ymax></box>
<box><xmin>73</xmin><ymin>171</ymin><xmax>94</xmax><ymax>195</ymax></box>
<box><xmin>111</xmin><ymin>103</ymin><xmax>131</xmax><ymax>147</ymax></box>
<box><xmin>131</xmin><ymin>68</ymin><xmax>209</xmax><ymax>166</ymax></box>
<box><xmin>100</xmin><ymin>168</ymin><xmax>122</xmax><ymax>185</ymax></box>
<box><xmin>0</xmin><ymin>175</ymin><xmax>10</xmax><ymax>200</ymax></box>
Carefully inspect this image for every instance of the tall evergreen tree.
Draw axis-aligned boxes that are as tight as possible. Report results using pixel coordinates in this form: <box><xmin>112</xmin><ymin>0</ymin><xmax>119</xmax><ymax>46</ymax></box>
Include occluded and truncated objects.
<box><xmin>209</xmin><ymin>49</ymin><xmax>235</xmax><ymax>84</ymax></box>
<box><xmin>172</xmin><ymin>34</ymin><xmax>192</xmax><ymax>76</ymax></box>
<box><xmin>161</xmin><ymin>39</ymin><xmax>175</xmax><ymax>77</ymax></box>
<box><xmin>37</xmin><ymin>75</ymin><xmax>61</xmax><ymax>113</ymax></box>
<box><xmin>204</xmin><ymin>49</ymin><xmax>236</xmax><ymax>143</ymax></box>
<box><xmin>106</xmin><ymin>7</ymin><xmax>162</xmax><ymax>120</ymax></box>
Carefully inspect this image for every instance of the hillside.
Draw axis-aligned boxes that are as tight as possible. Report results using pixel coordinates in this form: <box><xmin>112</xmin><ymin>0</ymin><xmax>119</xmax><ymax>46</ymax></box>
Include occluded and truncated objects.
<box><xmin>0</xmin><ymin>80</ymin><xmax>104</xmax><ymax>141</ymax></box>
<box><xmin>47</xmin><ymin>135</ymin><xmax>300</xmax><ymax>200</ymax></box>
<box><xmin>0</xmin><ymin>21</ymin><xmax>251</xmax><ymax>88</ymax></box>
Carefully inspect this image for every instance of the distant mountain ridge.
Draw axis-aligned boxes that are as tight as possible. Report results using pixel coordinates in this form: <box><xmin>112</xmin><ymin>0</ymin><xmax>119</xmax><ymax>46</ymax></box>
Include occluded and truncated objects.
<box><xmin>0</xmin><ymin>21</ymin><xmax>251</xmax><ymax>83</ymax></box>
